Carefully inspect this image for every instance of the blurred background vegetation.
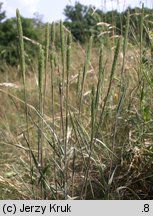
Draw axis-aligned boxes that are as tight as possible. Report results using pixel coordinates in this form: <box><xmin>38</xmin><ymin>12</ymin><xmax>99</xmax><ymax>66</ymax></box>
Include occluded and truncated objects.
<box><xmin>0</xmin><ymin>1</ymin><xmax>153</xmax><ymax>68</ymax></box>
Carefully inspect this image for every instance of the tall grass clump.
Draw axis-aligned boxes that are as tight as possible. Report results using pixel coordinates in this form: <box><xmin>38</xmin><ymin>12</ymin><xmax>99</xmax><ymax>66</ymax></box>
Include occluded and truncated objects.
<box><xmin>16</xmin><ymin>9</ymin><xmax>29</xmax><ymax>137</ymax></box>
<box><xmin>0</xmin><ymin>6</ymin><xmax>153</xmax><ymax>200</ymax></box>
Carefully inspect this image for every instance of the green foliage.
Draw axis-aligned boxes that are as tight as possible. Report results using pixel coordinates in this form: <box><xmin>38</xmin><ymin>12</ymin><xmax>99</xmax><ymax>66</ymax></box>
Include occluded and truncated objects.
<box><xmin>0</xmin><ymin>5</ymin><xmax>43</xmax><ymax>68</ymax></box>
<box><xmin>64</xmin><ymin>2</ymin><xmax>102</xmax><ymax>43</ymax></box>
<box><xmin>0</xmin><ymin>18</ymin><xmax>18</xmax><ymax>65</ymax></box>
<box><xmin>64</xmin><ymin>2</ymin><xmax>121</xmax><ymax>42</ymax></box>
<box><xmin>63</xmin><ymin>2</ymin><xmax>153</xmax><ymax>45</ymax></box>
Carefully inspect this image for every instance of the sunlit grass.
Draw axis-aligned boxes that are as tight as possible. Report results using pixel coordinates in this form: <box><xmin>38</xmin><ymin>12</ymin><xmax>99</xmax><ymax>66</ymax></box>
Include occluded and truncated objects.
<box><xmin>0</xmin><ymin>6</ymin><xmax>153</xmax><ymax>200</ymax></box>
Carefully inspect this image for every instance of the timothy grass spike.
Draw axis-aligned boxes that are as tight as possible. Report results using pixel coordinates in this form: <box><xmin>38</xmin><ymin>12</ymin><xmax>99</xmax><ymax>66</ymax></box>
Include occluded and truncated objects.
<box><xmin>38</xmin><ymin>44</ymin><xmax>45</xmax><ymax>198</ymax></box>
<box><xmin>79</xmin><ymin>36</ymin><xmax>93</xmax><ymax>114</ymax></box>
<box><xmin>44</xmin><ymin>23</ymin><xmax>50</xmax><ymax>95</ymax></box>
<box><xmin>16</xmin><ymin>9</ymin><xmax>26</xmax><ymax>84</ymax></box>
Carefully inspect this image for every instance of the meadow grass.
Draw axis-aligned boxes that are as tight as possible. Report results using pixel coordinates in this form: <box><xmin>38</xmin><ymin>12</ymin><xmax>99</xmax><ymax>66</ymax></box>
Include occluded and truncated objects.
<box><xmin>0</xmin><ymin>7</ymin><xmax>153</xmax><ymax>199</ymax></box>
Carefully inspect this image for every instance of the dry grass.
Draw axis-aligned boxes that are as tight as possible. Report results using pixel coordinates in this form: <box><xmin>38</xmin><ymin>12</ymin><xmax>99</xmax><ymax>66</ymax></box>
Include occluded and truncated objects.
<box><xmin>0</xmin><ymin>9</ymin><xmax>153</xmax><ymax>200</ymax></box>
